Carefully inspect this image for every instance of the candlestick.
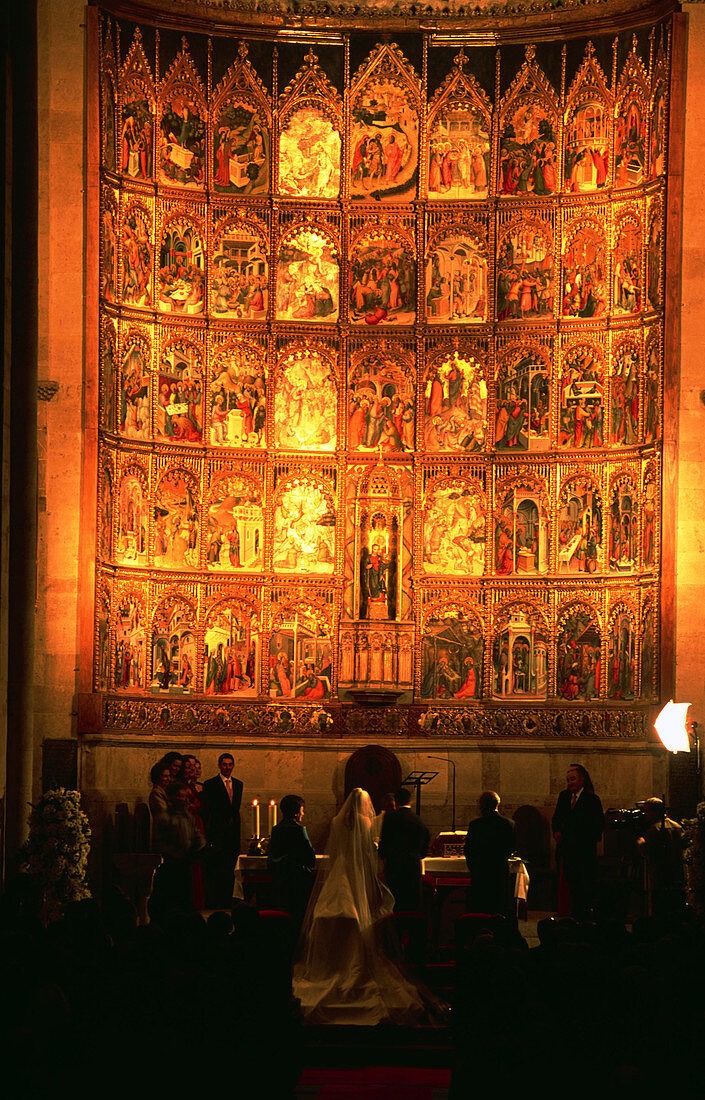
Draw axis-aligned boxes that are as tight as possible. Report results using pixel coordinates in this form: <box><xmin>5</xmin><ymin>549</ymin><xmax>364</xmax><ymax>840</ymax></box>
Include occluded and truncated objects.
<box><xmin>268</xmin><ymin>799</ymin><xmax>277</xmax><ymax>834</ymax></box>
<box><xmin>252</xmin><ymin>798</ymin><xmax>260</xmax><ymax>838</ymax></box>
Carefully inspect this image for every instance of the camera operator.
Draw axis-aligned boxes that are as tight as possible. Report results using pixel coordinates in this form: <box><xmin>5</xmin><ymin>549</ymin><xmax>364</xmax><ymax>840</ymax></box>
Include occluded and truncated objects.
<box><xmin>636</xmin><ymin>797</ymin><xmax>686</xmax><ymax>920</ymax></box>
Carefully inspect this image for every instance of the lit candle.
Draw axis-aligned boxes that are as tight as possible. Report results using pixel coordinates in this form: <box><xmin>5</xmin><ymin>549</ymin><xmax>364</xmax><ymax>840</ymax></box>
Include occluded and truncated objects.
<box><xmin>268</xmin><ymin>799</ymin><xmax>277</xmax><ymax>834</ymax></box>
<box><xmin>252</xmin><ymin>799</ymin><xmax>260</xmax><ymax>838</ymax></box>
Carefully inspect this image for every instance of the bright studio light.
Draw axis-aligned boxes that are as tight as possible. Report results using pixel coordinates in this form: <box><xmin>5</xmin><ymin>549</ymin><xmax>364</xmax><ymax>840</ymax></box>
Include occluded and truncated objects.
<box><xmin>654</xmin><ymin>700</ymin><xmax>692</xmax><ymax>754</ymax></box>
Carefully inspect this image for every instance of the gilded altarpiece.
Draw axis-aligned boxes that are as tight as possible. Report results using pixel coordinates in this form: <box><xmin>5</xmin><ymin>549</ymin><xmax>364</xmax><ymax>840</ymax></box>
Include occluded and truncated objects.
<box><xmin>89</xmin><ymin>15</ymin><xmax>673</xmax><ymax>738</ymax></box>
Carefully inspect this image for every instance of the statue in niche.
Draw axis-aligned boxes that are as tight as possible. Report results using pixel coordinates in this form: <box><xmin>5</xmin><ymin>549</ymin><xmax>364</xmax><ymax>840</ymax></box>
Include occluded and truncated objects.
<box><xmin>642</xmin><ymin>476</ymin><xmax>657</xmax><ymax>569</ymax></box>
<box><xmin>496</xmin><ymin>221</ymin><xmax>553</xmax><ymax>321</ymax></box>
<box><xmin>269</xmin><ymin>612</ymin><xmax>332</xmax><ymax>699</ymax></box>
<box><xmin>212</xmin><ymin>228</ymin><xmax>267</xmax><ymax>320</ymax></box>
<box><xmin>428</xmin><ymin>105</ymin><xmax>489</xmax><ymax>200</ymax></box>
<box><xmin>558</xmin><ymin>347</ymin><xmax>604</xmax><ymax>450</ymax></box>
<box><xmin>157</xmin><ymin>344</ymin><xmax>203</xmax><ymax>444</ymax></box>
<box><xmin>159</xmin><ymin>95</ymin><xmax>205</xmax><ymax>188</ymax></box>
<box><xmin>350</xmin><ymin>79</ymin><xmax>418</xmax><ymax>201</ymax></box>
<box><xmin>206</xmin><ymin>474</ymin><xmax>263</xmax><ymax>573</ymax></box>
<box><xmin>119</xmin><ymin>344</ymin><xmax>150</xmax><ymax>441</ymax></box>
<box><xmin>558</xmin><ymin>481</ymin><xmax>602</xmax><ymax>574</ymax></box>
<box><xmin>275</xmin><ymin>352</ymin><xmax>337</xmax><ymax>451</ymax></box>
<box><xmin>276</xmin><ymin>229</ymin><xmax>338</xmax><ymax>322</ymax></box>
<box><xmin>614</xmin><ymin>96</ymin><xmax>646</xmax><ymax>187</ymax></box>
<box><xmin>607</xmin><ymin>611</ymin><xmax>636</xmax><ymax>701</ymax></box>
<box><xmin>499</xmin><ymin>103</ymin><xmax>557</xmax><ymax>196</ymax></box>
<box><xmin>209</xmin><ymin>343</ymin><xmax>266</xmax><ymax>449</ymax></box>
<box><xmin>213</xmin><ymin>101</ymin><xmax>268</xmax><ymax>196</ymax></box>
<box><xmin>420</xmin><ymin>615</ymin><xmax>484</xmax><ymax>699</ymax></box>
<box><xmin>204</xmin><ymin>606</ymin><xmax>259</xmax><ymax>697</ymax></box>
<box><xmin>273</xmin><ymin>483</ymin><xmax>335</xmax><ymax>574</ymax></box>
<box><xmin>121</xmin><ymin>210</ymin><xmax>152</xmax><ymax>308</ymax></box>
<box><xmin>158</xmin><ymin>221</ymin><xmax>205</xmax><ymax>315</ymax></box>
<box><xmin>556</xmin><ymin>608</ymin><xmax>601</xmax><ymax>701</ymax></box>
<box><xmin>114</xmin><ymin>597</ymin><xmax>145</xmax><ymax>690</ymax></box>
<box><xmin>154</xmin><ymin>470</ymin><xmax>199</xmax><ymax>571</ymax></box>
<box><xmin>151</xmin><ymin>602</ymin><xmax>195</xmax><ymax>692</ymax></box>
<box><xmin>562</xmin><ymin>225</ymin><xmax>606</xmax><ymax>318</ymax></box>
<box><xmin>424</xmin><ymin>351</ymin><xmax>487</xmax><ymax>453</ymax></box>
<box><xmin>120</xmin><ymin>98</ymin><xmax>152</xmax><ymax>180</ymax></box>
<box><xmin>610</xmin><ymin>347</ymin><xmax>638</xmax><ymax>446</ymax></box>
<box><xmin>279</xmin><ymin>106</ymin><xmax>340</xmax><ymax>198</ymax></box>
<box><xmin>423</xmin><ymin>484</ymin><xmax>485</xmax><ymax>576</ymax></box>
<box><xmin>644</xmin><ymin>340</ymin><xmax>660</xmax><ymax>444</ymax></box>
<box><xmin>359</xmin><ymin>516</ymin><xmax>397</xmax><ymax>621</ymax></box>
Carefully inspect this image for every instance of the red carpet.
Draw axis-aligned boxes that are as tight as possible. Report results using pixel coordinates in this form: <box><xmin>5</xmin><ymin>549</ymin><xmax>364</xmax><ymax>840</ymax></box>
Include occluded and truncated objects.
<box><xmin>296</xmin><ymin>1066</ymin><xmax>451</xmax><ymax>1098</ymax></box>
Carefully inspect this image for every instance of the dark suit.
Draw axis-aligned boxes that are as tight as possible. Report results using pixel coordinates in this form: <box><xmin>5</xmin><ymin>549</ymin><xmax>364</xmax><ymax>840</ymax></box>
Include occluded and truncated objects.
<box><xmin>464</xmin><ymin>811</ymin><xmax>515</xmax><ymax>916</ymax></box>
<box><xmin>201</xmin><ymin>773</ymin><xmax>243</xmax><ymax>908</ymax></box>
<box><xmin>552</xmin><ymin>787</ymin><xmax>604</xmax><ymax>919</ymax></box>
<box><xmin>267</xmin><ymin>818</ymin><xmax>316</xmax><ymax>927</ymax></box>
<box><xmin>379</xmin><ymin>806</ymin><xmax>430</xmax><ymax>912</ymax></box>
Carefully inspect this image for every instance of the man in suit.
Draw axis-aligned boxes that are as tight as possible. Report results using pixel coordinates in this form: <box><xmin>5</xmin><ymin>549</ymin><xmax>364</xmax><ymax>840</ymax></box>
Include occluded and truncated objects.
<box><xmin>379</xmin><ymin>787</ymin><xmax>430</xmax><ymax>912</ymax></box>
<box><xmin>464</xmin><ymin>791</ymin><xmax>515</xmax><ymax>916</ymax></box>
<box><xmin>552</xmin><ymin>763</ymin><xmax>604</xmax><ymax>920</ymax></box>
<box><xmin>201</xmin><ymin>752</ymin><xmax>243</xmax><ymax>909</ymax></box>
<box><xmin>267</xmin><ymin>794</ymin><xmax>316</xmax><ymax>930</ymax></box>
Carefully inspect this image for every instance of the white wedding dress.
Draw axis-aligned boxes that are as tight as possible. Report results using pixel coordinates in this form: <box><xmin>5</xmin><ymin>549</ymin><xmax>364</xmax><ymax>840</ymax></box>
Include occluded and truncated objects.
<box><xmin>292</xmin><ymin>788</ymin><xmax>434</xmax><ymax>1025</ymax></box>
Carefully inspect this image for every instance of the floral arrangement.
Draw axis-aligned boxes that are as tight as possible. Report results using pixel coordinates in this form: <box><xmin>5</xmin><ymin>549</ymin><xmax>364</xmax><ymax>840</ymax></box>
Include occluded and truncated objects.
<box><xmin>310</xmin><ymin>708</ymin><xmax>333</xmax><ymax>733</ymax></box>
<box><xmin>684</xmin><ymin>800</ymin><xmax>705</xmax><ymax>919</ymax></box>
<box><xmin>21</xmin><ymin>788</ymin><xmax>92</xmax><ymax>921</ymax></box>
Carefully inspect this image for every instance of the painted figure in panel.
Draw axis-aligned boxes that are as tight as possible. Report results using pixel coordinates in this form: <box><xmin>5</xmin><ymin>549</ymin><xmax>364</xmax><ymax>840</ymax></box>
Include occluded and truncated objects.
<box><xmin>420</xmin><ymin>615</ymin><xmax>484</xmax><ymax>699</ymax></box>
<box><xmin>213</xmin><ymin>101</ymin><xmax>268</xmax><ymax>196</ymax></box>
<box><xmin>643</xmin><ymin>337</ymin><xmax>660</xmax><ymax>445</ymax></box>
<box><xmin>96</xmin><ymin>600</ymin><xmax>110</xmax><ymax>691</ymax></box>
<box><xmin>558</xmin><ymin>480</ymin><xmax>602</xmax><ymax>574</ymax></box>
<box><xmin>607</xmin><ymin>611</ymin><xmax>636</xmax><ymax>701</ymax></box>
<box><xmin>209</xmin><ymin>343</ymin><xmax>266</xmax><ymax>449</ymax></box>
<box><xmin>358</xmin><ymin>514</ymin><xmax>399</xmax><ymax>621</ymax></box>
<box><xmin>646</xmin><ymin>210</ymin><xmax>663</xmax><ymax>312</ymax></box>
<box><xmin>204</xmin><ymin>606</ymin><xmax>259</xmax><ymax>697</ymax></box>
<box><xmin>151</xmin><ymin>602</ymin><xmax>196</xmax><ymax>693</ymax></box>
<box><xmin>642</xmin><ymin>474</ymin><xmax>657</xmax><ymax>570</ymax></box>
<box><xmin>428</xmin><ymin>105</ymin><xmax>490</xmax><ymax>200</ymax></box>
<box><xmin>608</xmin><ymin>479</ymin><xmax>638</xmax><ymax>573</ymax></box>
<box><xmin>564</xmin><ymin>101</ymin><xmax>609</xmax><ymax>193</ymax></box>
<box><xmin>120</xmin><ymin>99</ymin><xmax>153</xmax><ymax>180</ymax></box>
<box><xmin>613</xmin><ymin>222</ymin><xmax>641</xmax><ymax>316</ymax></box>
<box><xmin>102</xmin><ymin>76</ymin><xmax>116</xmax><ymax>173</ymax></box>
<box><xmin>212</xmin><ymin>226</ymin><xmax>267</xmax><ymax>320</ymax></box>
<box><xmin>276</xmin><ymin>229</ymin><xmax>339</xmax><ymax>322</ymax></box>
<box><xmin>122</xmin><ymin>209</ymin><xmax>152</xmax><ymax>307</ymax></box>
<box><xmin>279</xmin><ymin>107</ymin><xmax>341</xmax><ymax>199</ymax></box>
<box><xmin>558</xmin><ymin>346</ymin><xmax>604</xmax><ymax>450</ymax></box>
<box><xmin>275</xmin><ymin>351</ymin><xmax>337</xmax><ymax>451</ymax></box>
<box><xmin>492</xmin><ymin>608</ymin><xmax>548</xmax><ymax>700</ymax></box>
<box><xmin>556</xmin><ymin>607</ymin><xmax>601</xmax><ymax>701</ymax></box>
<box><xmin>499</xmin><ymin>103</ymin><xmax>557</xmax><ymax>196</ymax></box>
<box><xmin>159</xmin><ymin>221</ymin><xmax>205</xmax><ymax>315</ymax></box>
<box><xmin>100</xmin><ymin>471</ymin><xmax>113</xmax><ymax>560</ymax></box>
<box><xmin>159</xmin><ymin>95</ymin><xmax>205</xmax><ymax>188</ymax></box>
<box><xmin>269</xmin><ymin>611</ymin><xmax>332</xmax><ymax>699</ymax></box>
<box><xmin>562</xmin><ymin>224</ymin><xmax>607</xmax><ymax>318</ymax></box>
<box><xmin>610</xmin><ymin>346</ymin><xmax>638</xmax><ymax>446</ymax></box>
<box><xmin>641</xmin><ymin>605</ymin><xmax>657</xmax><ymax>700</ymax></box>
<box><xmin>119</xmin><ymin>342</ymin><xmax>150</xmax><ymax>441</ymax></box>
<box><xmin>102</xmin><ymin>204</ymin><xmax>118</xmax><ymax>302</ymax></box>
<box><xmin>114</xmin><ymin>597</ymin><xmax>146</xmax><ymax>691</ymax></box>
<box><xmin>423</xmin><ymin>483</ymin><xmax>485</xmax><ymax>577</ymax></box>
<box><xmin>206</xmin><ymin>473</ymin><xmax>263</xmax><ymax>573</ymax></box>
<box><xmin>350</xmin><ymin>235</ymin><xmax>416</xmax><ymax>327</ymax></box>
<box><xmin>426</xmin><ymin>231</ymin><xmax>487</xmax><ymax>324</ymax></box>
<box><xmin>273</xmin><ymin>482</ymin><xmax>335</xmax><ymax>574</ymax></box>
<box><xmin>650</xmin><ymin>84</ymin><xmax>666</xmax><ymax>178</ymax></box>
<box><xmin>101</xmin><ymin>334</ymin><xmax>116</xmax><ymax>431</ymax></box>
<box><xmin>154</xmin><ymin>470</ymin><xmax>199</xmax><ymax>571</ymax></box>
<box><xmin>424</xmin><ymin>351</ymin><xmax>487</xmax><ymax>453</ymax></box>
<box><xmin>116</xmin><ymin>472</ymin><xmax>148</xmax><ymax>566</ymax></box>
<box><xmin>496</xmin><ymin>221</ymin><xmax>553</xmax><ymax>321</ymax></box>
<box><xmin>350</xmin><ymin>79</ymin><xmax>418</xmax><ymax>201</ymax></box>
<box><xmin>348</xmin><ymin>358</ymin><xmax>414</xmax><ymax>454</ymax></box>
<box><xmin>157</xmin><ymin>344</ymin><xmax>203</xmax><ymax>444</ymax></box>
<box><xmin>495</xmin><ymin>488</ymin><xmax>549</xmax><ymax>575</ymax></box>
<box><xmin>615</xmin><ymin>96</ymin><xmax>646</xmax><ymax>188</ymax></box>
<box><xmin>495</xmin><ymin>350</ymin><xmax>550</xmax><ymax>452</ymax></box>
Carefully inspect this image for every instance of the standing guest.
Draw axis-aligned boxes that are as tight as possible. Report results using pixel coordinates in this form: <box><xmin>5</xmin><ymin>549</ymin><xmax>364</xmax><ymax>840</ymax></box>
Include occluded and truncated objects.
<box><xmin>201</xmin><ymin>752</ymin><xmax>243</xmax><ymax>909</ymax></box>
<box><xmin>552</xmin><ymin>763</ymin><xmax>604</xmax><ymax>920</ymax></box>
<box><xmin>373</xmin><ymin>792</ymin><xmax>397</xmax><ymax>845</ymax></box>
<box><xmin>149</xmin><ymin>781</ymin><xmax>206</xmax><ymax>923</ymax></box>
<box><xmin>379</xmin><ymin>787</ymin><xmax>430</xmax><ymax>912</ymax></box>
<box><xmin>148</xmin><ymin>760</ymin><xmax>171</xmax><ymax>821</ymax></box>
<box><xmin>637</xmin><ymin>797</ymin><xmax>686</xmax><ymax>919</ymax></box>
<box><xmin>161</xmin><ymin>751</ymin><xmax>184</xmax><ymax>781</ymax></box>
<box><xmin>267</xmin><ymin>795</ymin><xmax>317</xmax><ymax>930</ymax></box>
<box><xmin>464</xmin><ymin>791</ymin><xmax>515</xmax><ymax>916</ymax></box>
<box><xmin>182</xmin><ymin>754</ymin><xmax>206</xmax><ymax>909</ymax></box>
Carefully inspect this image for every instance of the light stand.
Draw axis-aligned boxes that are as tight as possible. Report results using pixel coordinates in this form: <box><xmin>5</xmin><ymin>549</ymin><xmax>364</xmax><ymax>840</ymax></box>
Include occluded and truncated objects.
<box><xmin>401</xmin><ymin>771</ymin><xmax>438</xmax><ymax>816</ymax></box>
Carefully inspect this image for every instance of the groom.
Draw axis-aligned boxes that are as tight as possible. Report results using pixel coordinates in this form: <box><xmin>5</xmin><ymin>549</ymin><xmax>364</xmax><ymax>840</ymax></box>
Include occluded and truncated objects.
<box><xmin>379</xmin><ymin>787</ymin><xmax>430</xmax><ymax>912</ymax></box>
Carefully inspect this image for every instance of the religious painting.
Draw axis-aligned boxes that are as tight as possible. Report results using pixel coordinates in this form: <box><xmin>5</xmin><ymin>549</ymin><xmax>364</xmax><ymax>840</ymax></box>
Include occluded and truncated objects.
<box><xmin>115</xmin><ymin>467</ymin><xmax>148</xmax><ymax>566</ymax></box>
<box><xmin>564</xmin><ymin>102</ymin><xmax>609</xmax><ymax>193</ymax></box>
<box><xmin>561</xmin><ymin>220</ymin><xmax>607</xmax><ymax>318</ymax></box>
<box><xmin>422</xmin><ymin>479</ymin><xmax>486</xmax><ymax>576</ymax></box>
<box><xmin>424</xmin><ymin>349</ymin><xmax>487</xmax><ymax>453</ymax></box>
<box><xmin>610</xmin><ymin>343</ymin><xmax>639</xmax><ymax>446</ymax></box>
<box><xmin>158</xmin><ymin>94</ymin><xmax>206</xmax><ymax>189</ymax></box>
<box><xmin>492</xmin><ymin>604</ymin><xmax>548</xmax><ymax>700</ymax></box>
<box><xmin>206</xmin><ymin>472</ymin><xmax>264</xmax><ymax>573</ymax></box>
<box><xmin>121</xmin><ymin>205</ymin><xmax>152</xmax><ymax>308</ymax></box>
<box><xmin>348</xmin><ymin>355</ymin><xmax>415</xmax><ymax>453</ymax></box>
<box><xmin>274</xmin><ymin>350</ymin><xmax>337</xmax><ymax>451</ymax></box>
<box><xmin>156</xmin><ymin>341</ymin><xmax>203</xmax><ymax>444</ymax></box>
<box><xmin>350</xmin><ymin>232</ymin><xmax>416</xmax><ymax>326</ymax></box>
<box><xmin>273</xmin><ymin>480</ymin><xmax>336</xmax><ymax>574</ymax></box>
<box><xmin>646</xmin><ymin>204</ymin><xmax>663</xmax><ymax>312</ymax></box>
<box><xmin>158</xmin><ymin>218</ymin><xmax>205</xmax><ymax>315</ymax></box>
<box><xmin>279</xmin><ymin>106</ymin><xmax>341</xmax><ymax>199</ymax></box>
<box><xmin>494</xmin><ymin>479</ymin><xmax>549</xmax><ymax>575</ymax></box>
<box><xmin>101</xmin><ymin>194</ymin><xmax>118</xmax><ymax>303</ymax></box>
<box><xmin>350</xmin><ymin>78</ymin><xmax>418</xmax><ymax>201</ymax></box>
<box><xmin>276</xmin><ymin>227</ymin><xmax>339</xmax><ymax>322</ymax></box>
<box><xmin>204</xmin><ymin>602</ymin><xmax>260</xmax><ymax>696</ymax></box>
<box><xmin>607</xmin><ymin>607</ymin><xmax>636</xmax><ymax>701</ymax></box>
<box><xmin>100</xmin><ymin>325</ymin><xmax>117</xmax><ymax>431</ymax></box>
<box><xmin>211</xmin><ymin>220</ymin><xmax>267</xmax><ymax>320</ymax></box>
<box><xmin>643</xmin><ymin>334</ymin><xmax>661</xmax><ymax>444</ymax></box>
<box><xmin>428</xmin><ymin>104</ymin><xmax>490</xmax><ymax>200</ymax></box>
<box><xmin>608</xmin><ymin>475</ymin><xmax>638</xmax><ymax>573</ymax></box>
<box><xmin>426</xmin><ymin>228</ymin><xmax>488</xmax><ymax>324</ymax></box>
<box><xmin>558</xmin><ymin>477</ymin><xmax>603</xmax><ymax>574</ymax></box>
<box><xmin>269</xmin><ymin>607</ymin><xmax>332</xmax><ymax>701</ymax></box>
<box><xmin>119</xmin><ymin>98</ymin><xmax>153</xmax><ymax>181</ymax></box>
<box><xmin>558</xmin><ymin>344</ymin><xmax>605</xmax><ymax>449</ymax></box>
<box><xmin>213</xmin><ymin>101</ymin><xmax>268</xmax><ymax>196</ymax></box>
<box><xmin>496</xmin><ymin>217</ymin><xmax>554</xmax><ymax>321</ymax></box>
<box><xmin>494</xmin><ymin>344</ymin><xmax>550</xmax><ymax>452</ymax></box>
<box><xmin>642</xmin><ymin>466</ymin><xmax>658</xmax><ymax>570</ymax></box>
<box><xmin>640</xmin><ymin>602</ymin><xmax>658</xmax><ymax>700</ymax></box>
<box><xmin>114</xmin><ymin>596</ymin><xmax>146</xmax><ymax>691</ymax></box>
<box><xmin>420</xmin><ymin>612</ymin><xmax>484</xmax><ymax>699</ymax></box>
<box><xmin>556</xmin><ymin>604</ymin><xmax>601</xmax><ymax>701</ymax></box>
<box><xmin>650</xmin><ymin>82</ymin><xmax>667</xmax><ymax>179</ymax></box>
<box><xmin>101</xmin><ymin>74</ymin><xmax>116</xmax><ymax>173</ymax></box>
<box><xmin>613</xmin><ymin>216</ymin><xmax>641</xmax><ymax>316</ymax></box>
<box><xmin>151</xmin><ymin>598</ymin><xmax>196</xmax><ymax>693</ymax></box>
<box><xmin>119</xmin><ymin>336</ymin><xmax>150</xmax><ymax>441</ymax></box>
<box><xmin>358</xmin><ymin>516</ymin><xmax>400</xmax><ymax>621</ymax></box>
<box><xmin>614</xmin><ymin>94</ymin><xmax>647</xmax><ymax>188</ymax></box>
<box><xmin>498</xmin><ymin>102</ymin><xmax>558</xmax><ymax>196</ymax></box>
<box><xmin>209</xmin><ymin>340</ymin><xmax>266</xmax><ymax>449</ymax></box>
<box><xmin>153</xmin><ymin>468</ymin><xmax>199</xmax><ymax>571</ymax></box>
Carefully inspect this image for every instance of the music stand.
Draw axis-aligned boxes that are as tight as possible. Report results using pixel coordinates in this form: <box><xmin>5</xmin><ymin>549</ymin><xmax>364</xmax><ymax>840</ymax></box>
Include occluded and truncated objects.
<box><xmin>402</xmin><ymin>771</ymin><xmax>438</xmax><ymax>816</ymax></box>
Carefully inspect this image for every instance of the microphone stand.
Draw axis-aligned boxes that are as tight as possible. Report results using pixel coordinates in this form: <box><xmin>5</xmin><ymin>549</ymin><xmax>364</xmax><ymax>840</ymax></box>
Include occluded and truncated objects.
<box><xmin>428</xmin><ymin>755</ymin><xmax>456</xmax><ymax>832</ymax></box>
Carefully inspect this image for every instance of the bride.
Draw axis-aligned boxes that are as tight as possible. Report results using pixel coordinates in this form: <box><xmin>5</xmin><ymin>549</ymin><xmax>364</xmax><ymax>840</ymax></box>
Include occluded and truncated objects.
<box><xmin>293</xmin><ymin>788</ymin><xmax>436</xmax><ymax>1025</ymax></box>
